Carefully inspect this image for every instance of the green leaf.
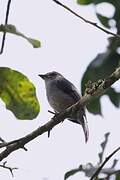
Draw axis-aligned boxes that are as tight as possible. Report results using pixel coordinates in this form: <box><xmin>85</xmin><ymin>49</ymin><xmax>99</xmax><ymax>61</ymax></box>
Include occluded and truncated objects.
<box><xmin>96</xmin><ymin>13</ymin><xmax>111</xmax><ymax>28</ymax></box>
<box><xmin>0</xmin><ymin>67</ymin><xmax>40</xmax><ymax>119</ymax></box>
<box><xmin>77</xmin><ymin>0</ymin><xmax>114</xmax><ymax>5</ymax></box>
<box><xmin>64</xmin><ymin>165</ymin><xmax>82</xmax><ymax>180</ymax></box>
<box><xmin>116</xmin><ymin>173</ymin><xmax>120</xmax><ymax>180</ymax></box>
<box><xmin>0</xmin><ymin>24</ymin><xmax>41</xmax><ymax>48</ymax></box>
<box><xmin>93</xmin><ymin>0</ymin><xmax>119</xmax><ymax>5</ymax></box>
<box><xmin>86</xmin><ymin>87</ymin><xmax>120</xmax><ymax>115</ymax></box>
<box><xmin>77</xmin><ymin>0</ymin><xmax>92</xmax><ymax>5</ymax></box>
<box><xmin>87</xmin><ymin>97</ymin><xmax>102</xmax><ymax>115</ymax></box>
<box><xmin>26</xmin><ymin>38</ymin><xmax>40</xmax><ymax>48</ymax></box>
<box><xmin>105</xmin><ymin>88</ymin><xmax>120</xmax><ymax>108</ymax></box>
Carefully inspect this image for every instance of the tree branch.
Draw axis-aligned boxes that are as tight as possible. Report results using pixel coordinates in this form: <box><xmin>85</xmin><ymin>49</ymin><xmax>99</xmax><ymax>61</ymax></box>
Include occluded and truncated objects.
<box><xmin>0</xmin><ymin>161</ymin><xmax>18</xmax><ymax>177</ymax></box>
<box><xmin>90</xmin><ymin>146</ymin><xmax>120</xmax><ymax>180</ymax></box>
<box><xmin>0</xmin><ymin>137</ymin><xmax>6</xmax><ymax>143</ymax></box>
<box><xmin>0</xmin><ymin>0</ymin><xmax>12</xmax><ymax>54</ymax></box>
<box><xmin>0</xmin><ymin>66</ymin><xmax>120</xmax><ymax>161</ymax></box>
<box><xmin>52</xmin><ymin>0</ymin><xmax>120</xmax><ymax>39</ymax></box>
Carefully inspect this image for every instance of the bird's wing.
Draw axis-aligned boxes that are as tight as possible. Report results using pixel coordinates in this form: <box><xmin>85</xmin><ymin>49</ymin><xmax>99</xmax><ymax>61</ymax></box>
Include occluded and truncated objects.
<box><xmin>56</xmin><ymin>77</ymin><xmax>89</xmax><ymax>142</ymax></box>
<box><xmin>55</xmin><ymin>78</ymin><xmax>80</xmax><ymax>101</ymax></box>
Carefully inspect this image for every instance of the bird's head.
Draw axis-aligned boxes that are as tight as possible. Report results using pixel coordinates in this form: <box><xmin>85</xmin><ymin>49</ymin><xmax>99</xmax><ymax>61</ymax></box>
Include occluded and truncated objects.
<box><xmin>39</xmin><ymin>71</ymin><xmax>62</xmax><ymax>81</ymax></box>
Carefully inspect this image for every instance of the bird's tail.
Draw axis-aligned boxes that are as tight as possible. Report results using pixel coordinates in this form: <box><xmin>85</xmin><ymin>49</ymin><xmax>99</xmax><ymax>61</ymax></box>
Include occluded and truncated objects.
<box><xmin>68</xmin><ymin>108</ymin><xmax>89</xmax><ymax>142</ymax></box>
<box><xmin>81</xmin><ymin>114</ymin><xmax>89</xmax><ymax>143</ymax></box>
<box><xmin>77</xmin><ymin>110</ymin><xmax>89</xmax><ymax>143</ymax></box>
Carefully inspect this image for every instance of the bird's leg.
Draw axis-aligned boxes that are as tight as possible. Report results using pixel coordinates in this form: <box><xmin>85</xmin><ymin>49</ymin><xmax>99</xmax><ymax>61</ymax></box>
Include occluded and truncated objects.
<box><xmin>47</xmin><ymin>110</ymin><xmax>55</xmax><ymax>137</ymax></box>
<box><xmin>48</xmin><ymin>110</ymin><xmax>61</xmax><ymax>137</ymax></box>
<box><xmin>48</xmin><ymin>129</ymin><xmax>51</xmax><ymax>138</ymax></box>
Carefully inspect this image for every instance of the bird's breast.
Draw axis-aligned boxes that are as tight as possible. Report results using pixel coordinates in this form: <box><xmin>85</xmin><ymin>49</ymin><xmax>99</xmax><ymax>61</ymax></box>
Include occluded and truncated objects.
<box><xmin>46</xmin><ymin>84</ymin><xmax>76</xmax><ymax>113</ymax></box>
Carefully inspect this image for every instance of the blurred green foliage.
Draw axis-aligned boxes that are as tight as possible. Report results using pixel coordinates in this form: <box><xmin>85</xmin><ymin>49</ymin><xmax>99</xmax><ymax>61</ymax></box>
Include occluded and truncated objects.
<box><xmin>77</xmin><ymin>0</ymin><xmax>120</xmax><ymax>115</ymax></box>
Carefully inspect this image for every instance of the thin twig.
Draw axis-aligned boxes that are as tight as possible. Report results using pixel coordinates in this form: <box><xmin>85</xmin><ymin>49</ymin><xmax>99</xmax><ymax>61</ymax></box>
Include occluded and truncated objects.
<box><xmin>0</xmin><ymin>161</ymin><xmax>18</xmax><ymax>177</ymax></box>
<box><xmin>48</xmin><ymin>110</ymin><xmax>56</xmax><ymax>115</ymax></box>
<box><xmin>90</xmin><ymin>146</ymin><xmax>120</xmax><ymax>180</ymax></box>
<box><xmin>111</xmin><ymin>159</ymin><xmax>118</xmax><ymax>168</ymax></box>
<box><xmin>0</xmin><ymin>0</ymin><xmax>12</xmax><ymax>54</ymax></box>
<box><xmin>52</xmin><ymin>0</ymin><xmax>120</xmax><ymax>39</ymax></box>
<box><xmin>0</xmin><ymin>137</ymin><xmax>6</xmax><ymax>143</ymax></box>
<box><xmin>108</xmin><ymin>169</ymin><xmax>120</xmax><ymax>176</ymax></box>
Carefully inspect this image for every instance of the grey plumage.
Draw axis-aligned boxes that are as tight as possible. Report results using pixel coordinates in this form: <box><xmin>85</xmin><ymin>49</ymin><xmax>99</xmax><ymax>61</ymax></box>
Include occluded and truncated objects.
<box><xmin>39</xmin><ymin>71</ymin><xmax>89</xmax><ymax>142</ymax></box>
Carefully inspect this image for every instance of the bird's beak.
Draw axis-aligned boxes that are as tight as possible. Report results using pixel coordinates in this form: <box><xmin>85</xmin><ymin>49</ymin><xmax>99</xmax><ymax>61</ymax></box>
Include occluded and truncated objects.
<box><xmin>38</xmin><ymin>74</ymin><xmax>47</xmax><ymax>79</ymax></box>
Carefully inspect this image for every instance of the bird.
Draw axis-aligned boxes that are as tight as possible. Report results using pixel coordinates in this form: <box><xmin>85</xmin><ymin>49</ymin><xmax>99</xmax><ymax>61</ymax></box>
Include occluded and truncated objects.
<box><xmin>39</xmin><ymin>71</ymin><xmax>89</xmax><ymax>142</ymax></box>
